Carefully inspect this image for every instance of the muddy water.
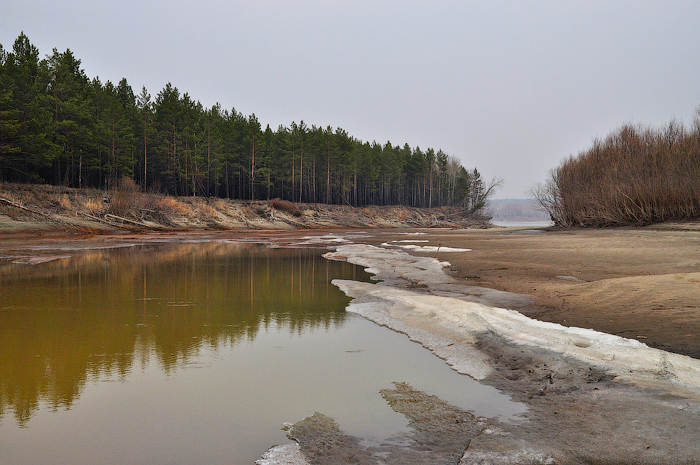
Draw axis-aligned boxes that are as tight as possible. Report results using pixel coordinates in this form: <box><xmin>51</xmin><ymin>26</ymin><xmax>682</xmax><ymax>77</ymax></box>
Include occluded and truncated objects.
<box><xmin>0</xmin><ymin>241</ymin><xmax>522</xmax><ymax>465</ymax></box>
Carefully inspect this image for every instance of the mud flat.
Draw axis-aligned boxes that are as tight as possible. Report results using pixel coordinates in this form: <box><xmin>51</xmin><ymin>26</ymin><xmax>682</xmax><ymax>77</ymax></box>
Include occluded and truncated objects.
<box><xmin>261</xmin><ymin>228</ymin><xmax>700</xmax><ymax>465</ymax></box>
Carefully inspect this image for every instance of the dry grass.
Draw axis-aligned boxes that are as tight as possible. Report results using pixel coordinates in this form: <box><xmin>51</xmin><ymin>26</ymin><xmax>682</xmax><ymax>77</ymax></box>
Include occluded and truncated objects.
<box><xmin>360</xmin><ymin>207</ymin><xmax>376</xmax><ymax>218</ymax></box>
<box><xmin>209</xmin><ymin>198</ymin><xmax>232</xmax><ymax>215</ymax></box>
<box><xmin>58</xmin><ymin>195</ymin><xmax>72</xmax><ymax>210</ymax></box>
<box><xmin>197</xmin><ymin>202</ymin><xmax>220</xmax><ymax>219</ymax></box>
<box><xmin>135</xmin><ymin>194</ymin><xmax>189</xmax><ymax>224</ymax></box>
<box><xmin>1</xmin><ymin>181</ymin><xmax>491</xmax><ymax>230</ymax></box>
<box><xmin>80</xmin><ymin>197</ymin><xmax>104</xmax><ymax>214</ymax></box>
<box><xmin>152</xmin><ymin>196</ymin><xmax>189</xmax><ymax>216</ymax></box>
<box><xmin>269</xmin><ymin>198</ymin><xmax>302</xmax><ymax>217</ymax></box>
<box><xmin>107</xmin><ymin>177</ymin><xmax>140</xmax><ymax>216</ymax></box>
<box><xmin>394</xmin><ymin>207</ymin><xmax>408</xmax><ymax>220</ymax></box>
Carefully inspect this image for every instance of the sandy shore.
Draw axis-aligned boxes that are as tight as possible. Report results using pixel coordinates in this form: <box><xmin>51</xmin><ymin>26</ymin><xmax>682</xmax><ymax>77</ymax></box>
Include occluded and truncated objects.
<box><xmin>384</xmin><ymin>225</ymin><xmax>700</xmax><ymax>360</ymax></box>
<box><xmin>2</xmin><ymin>225</ymin><xmax>700</xmax><ymax>463</ymax></box>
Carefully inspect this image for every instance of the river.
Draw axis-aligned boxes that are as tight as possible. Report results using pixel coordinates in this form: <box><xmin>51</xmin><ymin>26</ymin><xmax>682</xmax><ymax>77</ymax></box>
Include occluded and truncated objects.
<box><xmin>0</xmin><ymin>239</ymin><xmax>521</xmax><ymax>464</ymax></box>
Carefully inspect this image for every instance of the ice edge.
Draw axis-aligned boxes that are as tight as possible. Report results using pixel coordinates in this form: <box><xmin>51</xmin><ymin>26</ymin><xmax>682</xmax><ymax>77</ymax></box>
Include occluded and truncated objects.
<box><xmin>326</xmin><ymin>243</ymin><xmax>700</xmax><ymax>393</ymax></box>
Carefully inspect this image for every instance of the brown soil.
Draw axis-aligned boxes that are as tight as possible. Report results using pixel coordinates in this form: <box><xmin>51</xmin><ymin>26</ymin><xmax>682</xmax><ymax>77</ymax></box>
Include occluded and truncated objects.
<box><xmin>373</xmin><ymin>226</ymin><xmax>700</xmax><ymax>360</ymax></box>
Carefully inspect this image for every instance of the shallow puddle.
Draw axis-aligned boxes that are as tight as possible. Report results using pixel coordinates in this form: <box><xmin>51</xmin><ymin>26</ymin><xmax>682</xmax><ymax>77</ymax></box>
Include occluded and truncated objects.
<box><xmin>0</xmin><ymin>241</ymin><xmax>523</xmax><ymax>465</ymax></box>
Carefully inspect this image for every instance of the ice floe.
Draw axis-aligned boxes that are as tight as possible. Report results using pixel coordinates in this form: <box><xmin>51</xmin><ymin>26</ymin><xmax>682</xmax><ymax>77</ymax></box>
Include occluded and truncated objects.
<box><xmin>326</xmin><ymin>243</ymin><xmax>700</xmax><ymax>393</ymax></box>
<box><xmin>390</xmin><ymin>240</ymin><xmax>430</xmax><ymax>243</ymax></box>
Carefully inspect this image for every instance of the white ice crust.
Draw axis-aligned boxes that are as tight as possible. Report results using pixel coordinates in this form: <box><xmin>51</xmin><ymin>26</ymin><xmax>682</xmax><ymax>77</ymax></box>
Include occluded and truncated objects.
<box><xmin>380</xmin><ymin>242</ymin><xmax>472</xmax><ymax>253</ymax></box>
<box><xmin>325</xmin><ymin>244</ymin><xmax>700</xmax><ymax>393</ymax></box>
<box><xmin>256</xmin><ymin>444</ymin><xmax>309</xmax><ymax>465</ymax></box>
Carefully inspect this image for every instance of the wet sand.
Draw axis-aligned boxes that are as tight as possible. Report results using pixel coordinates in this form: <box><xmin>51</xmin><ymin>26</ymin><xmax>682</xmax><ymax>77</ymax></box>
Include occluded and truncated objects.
<box><xmin>377</xmin><ymin>225</ymin><xmax>700</xmax><ymax>360</ymax></box>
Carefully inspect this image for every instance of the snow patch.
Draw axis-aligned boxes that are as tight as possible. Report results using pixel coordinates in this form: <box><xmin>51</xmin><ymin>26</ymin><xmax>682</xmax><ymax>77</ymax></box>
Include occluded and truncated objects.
<box><xmin>461</xmin><ymin>449</ymin><xmax>556</xmax><ymax>464</ymax></box>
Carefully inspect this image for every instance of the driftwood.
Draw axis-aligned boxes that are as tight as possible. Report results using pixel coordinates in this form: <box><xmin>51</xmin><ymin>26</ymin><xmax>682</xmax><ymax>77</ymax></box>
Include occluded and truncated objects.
<box><xmin>77</xmin><ymin>211</ymin><xmax>138</xmax><ymax>231</ymax></box>
<box><xmin>0</xmin><ymin>196</ymin><xmax>51</xmax><ymax>217</ymax></box>
<box><xmin>104</xmin><ymin>213</ymin><xmax>150</xmax><ymax>227</ymax></box>
<box><xmin>2</xmin><ymin>196</ymin><xmax>104</xmax><ymax>232</ymax></box>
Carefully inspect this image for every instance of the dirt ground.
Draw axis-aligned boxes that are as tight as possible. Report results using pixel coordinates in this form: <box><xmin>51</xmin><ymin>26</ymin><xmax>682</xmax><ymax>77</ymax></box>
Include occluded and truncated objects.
<box><xmin>370</xmin><ymin>225</ymin><xmax>700</xmax><ymax>360</ymax></box>
<box><xmin>0</xmin><ymin>183</ymin><xmax>487</xmax><ymax>232</ymax></box>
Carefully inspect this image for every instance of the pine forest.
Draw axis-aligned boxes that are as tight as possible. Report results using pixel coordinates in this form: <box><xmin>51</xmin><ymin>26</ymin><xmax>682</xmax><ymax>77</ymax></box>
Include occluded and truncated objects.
<box><xmin>0</xmin><ymin>33</ymin><xmax>493</xmax><ymax>212</ymax></box>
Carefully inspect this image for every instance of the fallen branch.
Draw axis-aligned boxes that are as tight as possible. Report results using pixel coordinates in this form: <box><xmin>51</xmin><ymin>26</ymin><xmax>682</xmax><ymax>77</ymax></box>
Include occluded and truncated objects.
<box><xmin>0</xmin><ymin>196</ymin><xmax>51</xmax><ymax>217</ymax></box>
<box><xmin>104</xmin><ymin>213</ymin><xmax>151</xmax><ymax>228</ymax></box>
<box><xmin>78</xmin><ymin>211</ymin><xmax>143</xmax><ymax>231</ymax></box>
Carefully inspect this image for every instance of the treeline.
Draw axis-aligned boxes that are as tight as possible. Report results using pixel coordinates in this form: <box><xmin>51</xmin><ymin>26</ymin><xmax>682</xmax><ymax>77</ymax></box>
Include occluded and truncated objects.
<box><xmin>533</xmin><ymin>111</ymin><xmax>700</xmax><ymax>226</ymax></box>
<box><xmin>0</xmin><ymin>33</ymin><xmax>493</xmax><ymax>211</ymax></box>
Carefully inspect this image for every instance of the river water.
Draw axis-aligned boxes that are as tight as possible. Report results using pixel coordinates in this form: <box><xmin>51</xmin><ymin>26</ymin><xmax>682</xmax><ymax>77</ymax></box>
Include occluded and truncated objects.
<box><xmin>0</xmin><ymin>240</ymin><xmax>522</xmax><ymax>464</ymax></box>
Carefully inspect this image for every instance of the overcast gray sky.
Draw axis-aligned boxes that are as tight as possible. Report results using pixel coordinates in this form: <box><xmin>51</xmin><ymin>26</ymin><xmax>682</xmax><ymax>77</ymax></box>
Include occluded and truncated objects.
<box><xmin>3</xmin><ymin>0</ymin><xmax>700</xmax><ymax>198</ymax></box>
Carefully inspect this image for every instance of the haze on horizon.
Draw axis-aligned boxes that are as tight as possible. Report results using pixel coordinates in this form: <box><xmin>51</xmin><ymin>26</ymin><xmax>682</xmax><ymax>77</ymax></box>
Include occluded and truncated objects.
<box><xmin>2</xmin><ymin>0</ymin><xmax>699</xmax><ymax>199</ymax></box>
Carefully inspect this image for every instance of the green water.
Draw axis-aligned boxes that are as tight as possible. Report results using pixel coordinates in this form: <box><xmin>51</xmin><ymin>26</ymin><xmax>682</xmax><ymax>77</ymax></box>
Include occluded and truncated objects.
<box><xmin>0</xmin><ymin>241</ymin><xmax>523</xmax><ymax>464</ymax></box>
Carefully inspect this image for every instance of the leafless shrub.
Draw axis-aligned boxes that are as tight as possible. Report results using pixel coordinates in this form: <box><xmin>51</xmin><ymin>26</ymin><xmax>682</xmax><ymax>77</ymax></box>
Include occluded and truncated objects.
<box><xmin>540</xmin><ymin>115</ymin><xmax>700</xmax><ymax>227</ymax></box>
<box><xmin>107</xmin><ymin>177</ymin><xmax>140</xmax><ymax>216</ymax></box>
<box><xmin>136</xmin><ymin>194</ymin><xmax>188</xmax><ymax>223</ymax></box>
<box><xmin>530</xmin><ymin>170</ymin><xmax>567</xmax><ymax>226</ymax></box>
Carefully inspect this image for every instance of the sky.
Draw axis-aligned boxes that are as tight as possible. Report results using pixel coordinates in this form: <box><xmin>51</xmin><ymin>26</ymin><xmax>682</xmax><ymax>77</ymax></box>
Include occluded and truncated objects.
<box><xmin>2</xmin><ymin>0</ymin><xmax>700</xmax><ymax>198</ymax></box>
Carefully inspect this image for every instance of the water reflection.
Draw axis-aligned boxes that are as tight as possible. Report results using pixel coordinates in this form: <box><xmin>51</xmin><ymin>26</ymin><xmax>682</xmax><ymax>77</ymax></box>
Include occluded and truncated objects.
<box><xmin>0</xmin><ymin>243</ymin><xmax>365</xmax><ymax>427</ymax></box>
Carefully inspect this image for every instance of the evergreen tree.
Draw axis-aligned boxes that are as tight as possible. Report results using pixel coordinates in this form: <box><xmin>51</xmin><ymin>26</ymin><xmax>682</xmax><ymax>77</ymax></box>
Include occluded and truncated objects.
<box><xmin>135</xmin><ymin>86</ymin><xmax>154</xmax><ymax>191</ymax></box>
<box><xmin>43</xmin><ymin>48</ymin><xmax>94</xmax><ymax>187</ymax></box>
<box><xmin>0</xmin><ymin>43</ymin><xmax>21</xmax><ymax>179</ymax></box>
<box><xmin>0</xmin><ymin>32</ymin><xmax>499</xmax><ymax>211</ymax></box>
<box><xmin>2</xmin><ymin>33</ymin><xmax>58</xmax><ymax>182</ymax></box>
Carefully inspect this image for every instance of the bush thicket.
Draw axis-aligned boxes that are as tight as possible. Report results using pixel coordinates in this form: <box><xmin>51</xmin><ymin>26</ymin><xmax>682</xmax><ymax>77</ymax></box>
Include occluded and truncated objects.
<box><xmin>533</xmin><ymin>111</ymin><xmax>700</xmax><ymax>227</ymax></box>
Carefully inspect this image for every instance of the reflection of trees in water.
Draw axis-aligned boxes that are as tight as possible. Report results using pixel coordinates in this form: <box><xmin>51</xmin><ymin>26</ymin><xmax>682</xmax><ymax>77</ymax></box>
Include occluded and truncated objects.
<box><xmin>0</xmin><ymin>243</ymin><xmax>367</xmax><ymax>426</ymax></box>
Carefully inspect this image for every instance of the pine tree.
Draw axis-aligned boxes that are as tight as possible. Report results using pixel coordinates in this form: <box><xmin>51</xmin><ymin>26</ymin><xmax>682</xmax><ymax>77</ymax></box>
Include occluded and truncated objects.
<box><xmin>135</xmin><ymin>86</ymin><xmax>153</xmax><ymax>191</ymax></box>
<box><xmin>0</xmin><ymin>32</ymin><xmax>498</xmax><ymax>211</ymax></box>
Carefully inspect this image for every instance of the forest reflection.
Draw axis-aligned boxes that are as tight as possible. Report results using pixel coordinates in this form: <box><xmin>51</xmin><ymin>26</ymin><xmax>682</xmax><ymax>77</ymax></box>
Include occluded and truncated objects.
<box><xmin>0</xmin><ymin>242</ymin><xmax>367</xmax><ymax>427</ymax></box>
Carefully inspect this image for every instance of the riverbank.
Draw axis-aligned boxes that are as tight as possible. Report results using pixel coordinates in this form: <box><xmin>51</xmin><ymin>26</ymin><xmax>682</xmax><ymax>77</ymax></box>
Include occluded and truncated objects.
<box><xmin>388</xmin><ymin>225</ymin><xmax>700</xmax><ymax>360</ymax></box>
<box><xmin>0</xmin><ymin>183</ymin><xmax>488</xmax><ymax>232</ymax></box>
